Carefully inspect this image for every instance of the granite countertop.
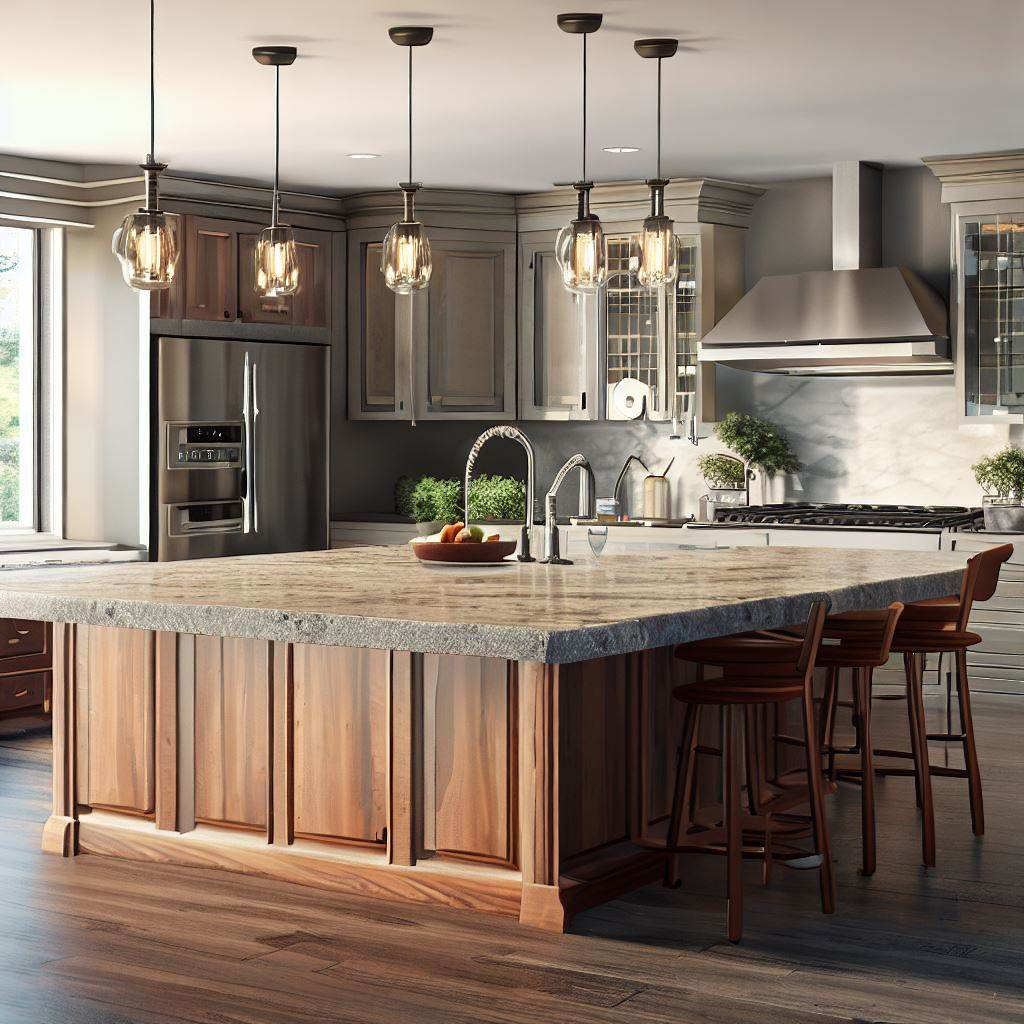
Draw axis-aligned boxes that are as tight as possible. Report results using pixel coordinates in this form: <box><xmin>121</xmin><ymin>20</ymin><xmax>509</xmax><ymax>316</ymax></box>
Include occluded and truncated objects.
<box><xmin>0</xmin><ymin>546</ymin><xmax>969</xmax><ymax>663</ymax></box>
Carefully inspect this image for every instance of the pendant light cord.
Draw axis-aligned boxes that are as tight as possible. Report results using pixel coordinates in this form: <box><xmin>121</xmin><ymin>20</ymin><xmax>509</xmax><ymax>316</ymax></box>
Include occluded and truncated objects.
<box><xmin>275</xmin><ymin>65</ymin><xmax>281</xmax><ymax>197</ymax></box>
<box><xmin>408</xmin><ymin>46</ymin><xmax>414</xmax><ymax>183</ymax></box>
<box><xmin>656</xmin><ymin>57</ymin><xmax>662</xmax><ymax>179</ymax></box>
<box><xmin>149</xmin><ymin>0</ymin><xmax>155</xmax><ymax>160</ymax></box>
<box><xmin>581</xmin><ymin>33</ymin><xmax>587</xmax><ymax>182</ymax></box>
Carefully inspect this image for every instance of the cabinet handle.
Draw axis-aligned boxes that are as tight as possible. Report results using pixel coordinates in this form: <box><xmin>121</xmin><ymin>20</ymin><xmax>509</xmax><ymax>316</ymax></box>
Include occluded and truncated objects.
<box><xmin>224</xmin><ymin>309</ymin><xmax>232</xmax><ymax>319</ymax></box>
<box><xmin>15</xmin><ymin>626</ymin><xmax>30</xmax><ymax>635</ymax></box>
<box><xmin>7</xmin><ymin>637</ymin><xmax>20</xmax><ymax>645</ymax></box>
<box><xmin>14</xmin><ymin>689</ymin><xmax>28</xmax><ymax>699</ymax></box>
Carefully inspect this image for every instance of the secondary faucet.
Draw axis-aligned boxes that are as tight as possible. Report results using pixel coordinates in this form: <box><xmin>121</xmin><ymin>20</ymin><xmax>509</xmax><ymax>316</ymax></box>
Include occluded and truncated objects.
<box><xmin>464</xmin><ymin>425</ymin><xmax>536</xmax><ymax>562</ymax></box>
<box><xmin>541</xmin><ymin>454</ymin><xmax>594</xmax><ymax>565</ymax></box>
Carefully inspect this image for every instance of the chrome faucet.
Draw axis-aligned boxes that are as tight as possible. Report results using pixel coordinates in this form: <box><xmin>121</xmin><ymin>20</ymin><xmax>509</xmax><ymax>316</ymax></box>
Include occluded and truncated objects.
<box><xmin>541</xmin><ymin>454</ymin><xmax>594</xmax><ymax>565</ymax></box>
<box><xmin>464</xmin><ymin>425</ymin><xmax>536</xmax><ymax>562</ymax></box>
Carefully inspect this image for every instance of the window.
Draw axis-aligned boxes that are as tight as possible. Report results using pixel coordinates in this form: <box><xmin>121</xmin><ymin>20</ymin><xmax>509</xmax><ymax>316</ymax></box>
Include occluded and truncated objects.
<box><xmin>0</xmin><ymin>225</ymin><xmax>36</xmax><ymax>529</ymax></box>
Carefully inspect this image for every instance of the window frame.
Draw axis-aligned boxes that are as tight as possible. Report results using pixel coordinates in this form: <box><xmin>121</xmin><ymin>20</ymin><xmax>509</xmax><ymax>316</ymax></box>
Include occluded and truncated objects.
<box><xmin>0</xmin><ymin>218</ymin><xmax>62</xmax><ymax>537</ymax></box>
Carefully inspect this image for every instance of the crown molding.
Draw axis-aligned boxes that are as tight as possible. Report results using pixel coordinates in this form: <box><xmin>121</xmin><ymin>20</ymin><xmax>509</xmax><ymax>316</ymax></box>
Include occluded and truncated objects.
<box><xmin>923</xmin><ymin>149</ymin><xmax>1024</xmax><ymax>205</ymax></box>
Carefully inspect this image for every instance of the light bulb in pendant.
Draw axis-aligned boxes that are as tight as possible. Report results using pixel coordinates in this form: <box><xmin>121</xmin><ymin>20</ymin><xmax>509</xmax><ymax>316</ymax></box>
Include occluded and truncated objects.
<box><xmin>112</xmin><ymin>162</ymin><xmax>180</xmax><ymax>290</ymax></box>
<box><xmin>555</xmin><ymin>182</ymin><xmax>606</xmax><ymax>294</ymax></box>
<box><xmin>382</xmin><ymin>216</ymin><xmax>432</xmax><ymax>294</ymax></box>
<box><xmin>254</xmin><ymin>224</ymin><xmax>299</xmax><ymax>297</ymax></box>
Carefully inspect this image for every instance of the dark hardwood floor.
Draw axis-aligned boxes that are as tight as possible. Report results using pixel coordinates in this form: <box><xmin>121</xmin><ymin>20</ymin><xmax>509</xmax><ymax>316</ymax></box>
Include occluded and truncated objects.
<box><xmin>1</xmin><ymin>690</ymin><xmax>1022</xmax><ymax>1023</ymax></box>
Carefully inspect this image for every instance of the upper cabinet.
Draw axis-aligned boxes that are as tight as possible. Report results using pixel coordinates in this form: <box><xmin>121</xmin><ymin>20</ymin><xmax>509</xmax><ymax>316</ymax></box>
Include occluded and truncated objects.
<box><xmin>151</xmin><ymin>214</ymin><xmax>334</xmax><ymax>331</ymax></box>
<box><xmin>925</xmin><ymin>151</ymin><xmax>1024</xmax><ymax>422</ymax></box>
<box><xmin>347</xmin><ymin>192</ymin><xmax>517</xmax><ymax>421</ymax></box>
<box><xmin>515</xmin><ymin>179</ymin><xmax>762</xmax><ymax>424</ymax></box>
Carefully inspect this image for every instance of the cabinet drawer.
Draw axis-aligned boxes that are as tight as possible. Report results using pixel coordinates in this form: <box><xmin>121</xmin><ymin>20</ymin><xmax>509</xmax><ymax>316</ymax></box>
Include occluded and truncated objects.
<box><xmin>0</xmin><ymin>671</ymin><xmax>47</xmax><ymax>712</ymax></box>
<box><xmin>0</xmin><ymin>619</ymin><xmax>46</xmax><ymax>657</ymax></box>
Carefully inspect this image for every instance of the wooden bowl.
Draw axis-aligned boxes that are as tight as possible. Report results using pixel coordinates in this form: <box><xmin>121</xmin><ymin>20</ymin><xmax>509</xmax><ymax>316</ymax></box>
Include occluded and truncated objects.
<box><xmin>410</xmin><ymin>539</ymin><xmax>518</xmax><ymax>564</ymax></box>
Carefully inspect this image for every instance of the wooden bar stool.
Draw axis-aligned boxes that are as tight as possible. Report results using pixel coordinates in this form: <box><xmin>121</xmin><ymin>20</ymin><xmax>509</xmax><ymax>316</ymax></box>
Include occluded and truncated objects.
<box><xmin>664</xmin><ymin>601</ymin><xmax>833</xmax><ymax>944</ymax></box>
<box><xmin>874</xmin><ymin>543</ymin><xmax>1013</xmax><ymax>857</ymax></box>
<box><xmin>816</xmin><ymin>604</ymin><xmax>904</xmax><ymax>876</ymax></box>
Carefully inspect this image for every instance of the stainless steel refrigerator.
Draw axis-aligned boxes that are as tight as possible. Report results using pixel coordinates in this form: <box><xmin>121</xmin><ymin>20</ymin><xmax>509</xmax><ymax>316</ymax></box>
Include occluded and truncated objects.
<box><xmin>153</xmin><ymin>336</ymin><xmax>329</xmax><ymax>561</ymax></box>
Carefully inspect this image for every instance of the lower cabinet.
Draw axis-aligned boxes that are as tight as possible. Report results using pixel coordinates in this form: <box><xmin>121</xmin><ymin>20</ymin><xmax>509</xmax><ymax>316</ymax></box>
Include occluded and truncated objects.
<box><xmin>0</xmin><ymin>618</ymin><xmax>52</xmax><ymax>728</ymax></box>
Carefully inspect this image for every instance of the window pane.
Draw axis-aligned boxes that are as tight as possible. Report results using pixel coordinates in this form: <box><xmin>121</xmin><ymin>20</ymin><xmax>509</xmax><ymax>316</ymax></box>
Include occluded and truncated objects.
<box><xmin>0</xmin><ymin>226</ymin><xmax>35</xmax><ymax>527</ymax></box>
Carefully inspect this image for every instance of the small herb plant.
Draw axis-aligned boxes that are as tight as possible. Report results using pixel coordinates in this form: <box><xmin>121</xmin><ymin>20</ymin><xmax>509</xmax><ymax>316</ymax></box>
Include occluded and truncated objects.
<box><xmin>698</xmin><ymin>453</ymin><xmax>746</xmax><ymax>490</ymax></box>
<box><xmin>973</xmin><ymin>446</ymin><xmax>1024</xmax><ymax>500</ymax></box>
<box><xmin>395</xmin><ymin>473</ymin><xmax>526</xmax><ymax>523</ymax></box>
<box><xmin>715</xmin><ymin>412</ymin><xmax>800</xmax><ymax>476</ymax></box>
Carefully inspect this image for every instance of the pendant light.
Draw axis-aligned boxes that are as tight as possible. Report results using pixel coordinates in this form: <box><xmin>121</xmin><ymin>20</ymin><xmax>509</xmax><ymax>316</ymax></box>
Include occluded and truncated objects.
<box><xmin>252</xmin><ymin>46</ymin><xmax>299</xmax><ymax>298</ymax></box>
<box><xmin>381</xmin><ymin>26</ymin><xmax>434</xmax><ymax>295</ymax></box>
<box><xmin>631</xmin><ymin>38</ymin><xmax>681</xmax><ymax>289</ymax></box>
<box><xmin>554</xmin><ymin>13</ymin><xmax>606</xmax><ymax>295</ymax></box>
<box><xmin>112</xmin><ymin>0</ymin><xmax>180</xmax><ymax>291</ymax></box>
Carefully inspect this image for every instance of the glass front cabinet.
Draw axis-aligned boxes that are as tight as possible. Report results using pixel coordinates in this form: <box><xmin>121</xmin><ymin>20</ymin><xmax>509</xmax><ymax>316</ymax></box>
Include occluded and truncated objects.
<box><xmin>925</xmin><ymin>151</ymin><xmax>1024</xmax><ymax>422</ymax></box>
<box><xmin>959</xmin><ymin>212</ymin><xmax>1024</xmax><ymax>419</ymax></box>
<box><xmin>516</xmin><ymin>179</ymin><xmax>761</xmax><ymax>425</ymax></box>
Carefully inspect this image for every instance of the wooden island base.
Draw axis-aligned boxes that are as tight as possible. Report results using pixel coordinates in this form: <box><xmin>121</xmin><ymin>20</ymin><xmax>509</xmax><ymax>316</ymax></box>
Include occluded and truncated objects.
<box><xmin>45</xmin><ymin>622</ymin><xmax>693</xmax><ymax>932</ymax></box>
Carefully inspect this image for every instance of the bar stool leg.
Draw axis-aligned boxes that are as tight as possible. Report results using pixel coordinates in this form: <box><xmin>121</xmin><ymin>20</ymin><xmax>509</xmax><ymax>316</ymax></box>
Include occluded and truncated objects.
<box><xmin>664</xmin><ymin>702</ymin><xmax>700</xmax><ymax>888</ymax></box>
<box><xmin>907</xmin><ymin>653</ymin><xmax>936</xmax><ymax>867</ymax></box>
<box><xmin>800</xmin><ymin>683</ymin><xmax>836</xmax><ymax>915</ymax></box>
<box><xmin>821</xmin><ymin>665</ymin><xmax>839</xmax><ymax>780</ymax></box>
<box><xmin>856</xmin><ymin>666</ymin><xmax>876</xmax><ymax>876</ymax></box>
<box><xmin>724</xmin><ymin>704</ymin><xmax>744</xmax><ymax>943</ymax></box>
<box><xmin>903</xmin><ymin>654</ymin><xmax>924</xmax><ymax>810</ymax></box>
<box><xmin>956</xmin><ymin>649</ymin><xmax>985</xmax><ymax>836</ymax></box>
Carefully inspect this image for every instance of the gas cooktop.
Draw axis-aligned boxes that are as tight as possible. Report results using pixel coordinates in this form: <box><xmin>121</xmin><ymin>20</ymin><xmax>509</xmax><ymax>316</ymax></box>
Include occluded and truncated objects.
<box><xmin>712</xmin><ymin>503</ymin><xmax>983</xmax><ymax>530</ymax></box>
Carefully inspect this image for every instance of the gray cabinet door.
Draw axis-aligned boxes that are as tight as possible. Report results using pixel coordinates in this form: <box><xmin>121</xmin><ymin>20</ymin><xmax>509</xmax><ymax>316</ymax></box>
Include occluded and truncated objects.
<box><xmin>417</xmin><ymin>240</ymin><xmax>516</xmax><ymax>419</ymax></box>
<box><xmin>347</xmin><ymin>228</ymin><xmax>412</xmax><ymax>420</ymax></box>
<box><xmin>518</xmin><ymin>236</ymin><xmax>598</xmax><ymax>420</ymax></box>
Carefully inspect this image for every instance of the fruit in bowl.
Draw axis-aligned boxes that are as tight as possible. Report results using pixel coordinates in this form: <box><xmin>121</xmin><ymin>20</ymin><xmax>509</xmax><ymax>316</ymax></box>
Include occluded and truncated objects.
<box><xmin>410</xmin><ymin>523</ymin><xmax>516</xmax><ymax>563</ymax></box>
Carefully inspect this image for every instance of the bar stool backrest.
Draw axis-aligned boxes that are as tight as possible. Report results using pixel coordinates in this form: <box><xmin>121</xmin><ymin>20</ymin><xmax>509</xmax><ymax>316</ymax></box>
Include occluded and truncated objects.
<box><xmin>822</xmin><ymin>603</ymin><xmax>904</xmax><ymax>668</ymax></box>
<box><xmin>796</xmin><ymin>600</ymin><xmax>830</xmax><ymax>678</ymax></box>
<box><xmin>957</xmin><ymin>544</ymin><xmax>1014</xmax><ymax>631</ymax></box>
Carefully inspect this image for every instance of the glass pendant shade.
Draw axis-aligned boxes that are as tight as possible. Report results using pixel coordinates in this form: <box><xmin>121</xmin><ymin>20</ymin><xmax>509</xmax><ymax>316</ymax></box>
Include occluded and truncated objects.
<box><xmin>382</xmin><ymin>219</ymin><xmax>432</xmax><ymax>294</ymax></box>
<box><xmin>255</xmin><ymin>224</ymin><xmax>299</xmax><ymax>297</ymax></box>
<box><xmin>112</xmin><ymin>207</ymin><xmax>180</xmax><ymax>290</ymax></box>
<box><xmin>631</xmin><ymin>214</ymin><xmax>679</xmax><ymax>288</ymax></box>
<box><xmin>555</xmin><ymin>216</ymin><xmax>606</xmax><ymax>294</ymax></box>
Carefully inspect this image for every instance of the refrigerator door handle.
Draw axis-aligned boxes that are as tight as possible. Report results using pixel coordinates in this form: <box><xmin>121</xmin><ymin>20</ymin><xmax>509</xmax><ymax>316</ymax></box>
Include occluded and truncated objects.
<box><xmin>242</xmin><ymin>351</ymin><xmax>253</xmax><ymax>534</ymax></box>
<box><xmin>251</xmin><ymin>359</ymin><xmax>260</xmax><ymax>534</ymax></box>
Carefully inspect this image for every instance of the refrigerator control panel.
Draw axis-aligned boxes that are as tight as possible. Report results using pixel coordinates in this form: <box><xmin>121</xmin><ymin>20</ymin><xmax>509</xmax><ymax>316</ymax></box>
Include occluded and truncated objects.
<box><xmin>167</xmin><ymin>421</ymin><xmax>244</xmax><ymax>470</ymax></box>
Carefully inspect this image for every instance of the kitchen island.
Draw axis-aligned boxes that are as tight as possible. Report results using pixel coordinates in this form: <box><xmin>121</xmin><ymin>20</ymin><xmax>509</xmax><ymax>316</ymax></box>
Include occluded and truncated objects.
<box><xmin>0</xmin><ymin>545</ymin><xmax>967</xmax><ymax>931</ymax></box>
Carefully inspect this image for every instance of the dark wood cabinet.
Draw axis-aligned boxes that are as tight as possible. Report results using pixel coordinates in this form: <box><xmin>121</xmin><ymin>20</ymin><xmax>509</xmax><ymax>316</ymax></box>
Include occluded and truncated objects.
<box><xmin>0</xmin><ymin>619</ymin><xmax>52</xmax><ymax>728</ymax></box>
<box><xmin>184</xmin><ymin>217</ymin><xmax>239</xmax><ymax>322</ymax></box>
<box><xmin>238</xmin><ymin>228</ymin><xmax>331</xmax><ymax>328</ymax></box>
<box><xmin>155</xmin><ymin>215</ymin><xmax>333</xmax><ymax>330</ymax></box>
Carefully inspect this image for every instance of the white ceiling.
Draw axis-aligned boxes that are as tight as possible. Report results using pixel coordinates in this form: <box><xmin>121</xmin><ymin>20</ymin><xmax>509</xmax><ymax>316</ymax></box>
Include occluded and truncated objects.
<box><xmin>6</xmin><ymin>0</ymin><xmax>1024</xmax><ymax>194</ymax></box>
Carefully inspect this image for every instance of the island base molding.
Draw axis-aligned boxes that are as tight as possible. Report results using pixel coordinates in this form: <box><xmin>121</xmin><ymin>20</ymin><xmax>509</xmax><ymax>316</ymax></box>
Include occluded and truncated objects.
<box><xmin>45</xmin><ymin>622</ymin><xmax>692</xmax><ymax>931</ymax></box>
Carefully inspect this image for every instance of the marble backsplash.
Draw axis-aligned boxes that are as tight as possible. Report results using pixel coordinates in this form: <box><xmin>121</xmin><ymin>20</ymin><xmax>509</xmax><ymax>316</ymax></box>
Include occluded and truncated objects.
<box><xmin>333</xmin><ymin>369</ymin><xmax>1017</xmax><ymax>522</ymax></box>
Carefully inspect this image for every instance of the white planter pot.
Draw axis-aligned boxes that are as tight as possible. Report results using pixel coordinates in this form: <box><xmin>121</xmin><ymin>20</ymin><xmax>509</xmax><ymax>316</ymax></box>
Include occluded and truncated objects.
<box><xmin>982</xmin><ymin>501</ymin><xmax>1024</xmax><ymax>533</ymax></box>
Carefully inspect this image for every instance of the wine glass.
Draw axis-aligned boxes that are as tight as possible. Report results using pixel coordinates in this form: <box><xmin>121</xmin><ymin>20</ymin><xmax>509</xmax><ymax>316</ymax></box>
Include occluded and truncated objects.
<box><xmin>587</xmin><ymin>526</ymin><xmax>609</xmax><ymax>560</ymax></box>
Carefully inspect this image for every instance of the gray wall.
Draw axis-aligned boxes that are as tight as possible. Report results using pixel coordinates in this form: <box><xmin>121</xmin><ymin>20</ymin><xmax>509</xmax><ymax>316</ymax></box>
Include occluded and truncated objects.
<box><xmin>333</xmin><ymin>165</ymin><xmax>1013</xmax><ymax>521</ymax></box>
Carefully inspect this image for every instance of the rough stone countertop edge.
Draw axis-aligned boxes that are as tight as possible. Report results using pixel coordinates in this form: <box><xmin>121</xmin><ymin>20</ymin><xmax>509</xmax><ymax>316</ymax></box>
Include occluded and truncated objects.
<box><xmin>0</xmin><ymin>565</ymin><xmax>965</xmax><ymax>665</ymax></box>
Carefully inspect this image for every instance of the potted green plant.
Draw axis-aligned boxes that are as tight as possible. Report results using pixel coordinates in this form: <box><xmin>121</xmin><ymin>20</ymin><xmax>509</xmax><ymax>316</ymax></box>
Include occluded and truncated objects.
<box><xmin>973</xmin><ymin>446</ymin><xmax>1024</xmax><ymax>531</ymax></box>
<box><xmin>715</xmin><ymin>412</ymin><xmax>801</xmax><ymax>505</ymax></box>
<box><xmin>394</xmin><ymin>473</ymin><xmax>526</xmax><ymax>533</ymax></box>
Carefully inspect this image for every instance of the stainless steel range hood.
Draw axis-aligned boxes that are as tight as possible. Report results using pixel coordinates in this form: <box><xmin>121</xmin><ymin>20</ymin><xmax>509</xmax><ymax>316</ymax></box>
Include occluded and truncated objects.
<box><xmin>700</xmin><ymin>161</ymin><xmax>950</xmax><ymax>375</ymax></box>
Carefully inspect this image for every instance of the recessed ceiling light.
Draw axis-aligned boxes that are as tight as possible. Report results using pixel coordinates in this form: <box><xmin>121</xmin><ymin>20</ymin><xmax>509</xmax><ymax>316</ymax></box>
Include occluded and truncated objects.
<box><xmin>604</xmin><ymin>146</ymin><xmax>640</xmax><ymax>154</ymax></box>
<box><xmin>347</xmin><ymin>152</ymin><xmax>380</xmax><ymax>160</ymax></box>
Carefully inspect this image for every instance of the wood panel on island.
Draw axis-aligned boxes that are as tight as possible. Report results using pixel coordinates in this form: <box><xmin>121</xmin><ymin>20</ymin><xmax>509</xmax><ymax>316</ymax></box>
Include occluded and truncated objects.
<box><xmin>46</xmin><ymin>621</ymin><xmax>697</xmax><ymax>930</ymax></box>
<box><xmin>151</xmin><ymin>213</ymin><xmax>331</xmax><ymax>328</ymax></box>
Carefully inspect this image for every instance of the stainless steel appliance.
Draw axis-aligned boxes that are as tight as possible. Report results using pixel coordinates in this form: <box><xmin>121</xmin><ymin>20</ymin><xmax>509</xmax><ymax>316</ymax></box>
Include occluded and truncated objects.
<box><xmin>154</xmin><ymin>336</ymin><xmax>329</xmax><ymax>561</ymax></box>
<box><xmin>700</xmin><ymin>162</ymin><xmax>950</xmax><ymax>375</ymax></box>
<box><xmin>711</xmin><ymin>503</ymin><xmax>983</xmax><ymax>530</ymax></box>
